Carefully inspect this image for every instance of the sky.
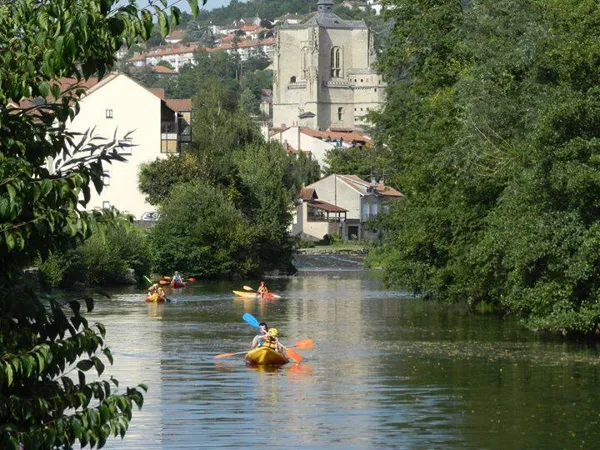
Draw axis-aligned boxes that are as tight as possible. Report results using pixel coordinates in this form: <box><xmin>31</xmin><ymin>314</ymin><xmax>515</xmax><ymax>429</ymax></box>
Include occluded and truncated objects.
<box><xmin>136</xmin><ymin>0</ymin><xmax>236</xmax><ymax>12</ymax></box>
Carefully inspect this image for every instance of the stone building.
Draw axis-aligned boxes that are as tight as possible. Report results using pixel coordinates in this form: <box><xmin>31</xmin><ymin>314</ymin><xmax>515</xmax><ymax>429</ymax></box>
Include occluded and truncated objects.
<box><xmin>272</xmin><ymin>0</ymin><xmax>386</xmax><ymax>131</ymax></box>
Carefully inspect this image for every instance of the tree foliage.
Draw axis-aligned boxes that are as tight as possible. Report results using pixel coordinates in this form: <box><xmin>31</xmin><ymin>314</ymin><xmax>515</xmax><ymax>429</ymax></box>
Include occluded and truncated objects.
<box><xmin>139</xmin><ymin>77</ymin><xmax>299</xmax><ymax>277</ymax></box>
<box><xmin>375</xmin><ymin>0</ymin><xmax>600</xmax><ymax>334</ymax></box>
<box><xmin>323</xmin><ymin>144</ymin><xmax>392</xmax><ymax>181</ymax></box>
<box><xmin>0</xmin><ymin>0</ymin><xmax>200</xmax><ymax>447</ymax></box>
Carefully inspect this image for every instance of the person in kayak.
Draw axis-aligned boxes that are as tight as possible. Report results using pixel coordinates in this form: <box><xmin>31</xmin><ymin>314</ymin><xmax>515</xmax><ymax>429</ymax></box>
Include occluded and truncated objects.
<box><xmin>263</xmin><ymin>328</ymin><xmax>284</xmax><ymax>353</ymax></box>
<box><xmin>251</xmin><ymin>322</ymin><xmax>269</xmax><ymax>349</ymax></box>
<box><xmin>148</xmin><ymin>283</ymin><xmax>166</xmax><ymax>302</ymax></box>
<box><xmin>172</xmin><ymin>271</ymin><xmax>183</xmax><ymax>283</ymax></box>
<box><xmin>257</xmin><ymin>281</ymin><xmax>268</xmax><ymax>298</ymax></box>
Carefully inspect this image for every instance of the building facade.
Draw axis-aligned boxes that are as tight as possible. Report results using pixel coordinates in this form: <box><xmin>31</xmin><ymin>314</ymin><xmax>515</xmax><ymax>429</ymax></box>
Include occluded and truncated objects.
<box><xmin>294</xmin><ymin>174</ymin><xmax>403</xmax><ymax>241</ymax></box>
<box><xmin>272</xmin><ymin>0</ymin><xmax>386</xmax><ymax>131</ymax></box>
<box><xmin>49</xmin><ymin>74</ymin><xmax>191</xmax><ymax>219</ymax></box>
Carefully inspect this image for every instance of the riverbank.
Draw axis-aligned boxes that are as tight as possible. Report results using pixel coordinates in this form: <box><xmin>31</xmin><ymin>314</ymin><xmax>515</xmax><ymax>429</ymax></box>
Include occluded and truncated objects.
<box><xmin>295</xmin><ymin>243</ymin><xmax>369</xmax><ymax>255</ymax></box>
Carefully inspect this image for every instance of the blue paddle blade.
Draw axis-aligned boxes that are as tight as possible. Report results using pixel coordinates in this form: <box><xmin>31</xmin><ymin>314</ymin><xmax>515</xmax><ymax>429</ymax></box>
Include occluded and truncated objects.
<box><xmin>242</xmin><ymin>313</ymin><xmax>260</xmax><ymax>328</ymax></box>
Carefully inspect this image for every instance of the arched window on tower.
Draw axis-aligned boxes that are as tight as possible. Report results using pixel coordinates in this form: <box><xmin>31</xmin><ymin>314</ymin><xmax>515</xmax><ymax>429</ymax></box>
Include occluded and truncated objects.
<box><xmin>301</xmin><ymin>47</ymin><xmax>309</xmax><ymax>79</ymax></box>
<box><xmin>337</xmin><ymin>107</ymin><xmax>344</xmax><ymax>121</ymax></box>
<box><xmin>330</xmin><ymin>47</ymin><xmax>342</xmax><ymax>78</ymax></box>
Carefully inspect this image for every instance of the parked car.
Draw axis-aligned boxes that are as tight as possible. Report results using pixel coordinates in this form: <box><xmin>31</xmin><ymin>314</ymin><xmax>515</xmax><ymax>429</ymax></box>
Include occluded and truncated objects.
<box><xmin>140</xmin><ymin>211</ymin><xmax>160</xmax><ymax>221</ymax></box>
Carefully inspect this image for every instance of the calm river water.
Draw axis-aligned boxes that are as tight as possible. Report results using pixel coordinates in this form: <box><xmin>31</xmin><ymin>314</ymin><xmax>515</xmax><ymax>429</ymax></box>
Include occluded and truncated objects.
<box><xmin>91</xmin><ymin>269</ymin><xmax>600</xmax><ymax>449</ymax></box>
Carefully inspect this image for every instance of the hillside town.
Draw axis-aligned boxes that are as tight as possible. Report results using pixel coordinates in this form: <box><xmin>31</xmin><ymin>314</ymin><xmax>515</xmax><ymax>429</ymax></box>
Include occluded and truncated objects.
<box><xmin>75</xmin><ymin>0</ymin><xmax>396</xmax><ymax>243</ymax></box>
<box><xmin>6</xmin><ymin>0</ymin><xmax>600</xmax><ymax>449</ymax></box>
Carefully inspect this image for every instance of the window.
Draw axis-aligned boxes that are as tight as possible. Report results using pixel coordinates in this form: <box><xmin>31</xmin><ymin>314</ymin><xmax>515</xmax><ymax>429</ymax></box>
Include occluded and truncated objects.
<box><xmin>301</xmin><ymin>47</ymin><xmax>309</xmax><ymax>80</ymax></box>
<box><xmin>330</xmin><ymin>47</ymin><xmax>342</xmax><ymax>78</ymax></box>
<box><xmin>290</xmin><ymin>75</ymin><xmax>296</xmax><ymax>83</ymax></box>
<box><xmin>374</xmin><ymin>88</ymin><xmax>377</xmax><ymax>92</ymax></box>
<box><xmin>103</xmin><ymin>171</ymin><xmax>110</xmax><ymax>186</ymax></box>
<box><xmin>118</xmin><ymin>138</ymin><xmax>133</xmax><ymax>155</ymax></box>
<box><xmin>105</xmin><ymin>109</ymin><xmax>113</xmax><ymax>118</ymax></box>
<box><xmin>102</xmin><ymin>201</ymin><xmax>111</xmax><ymax>209</ymax></box>
<box><xmin>337</xmin><ymin>107</ymin><xmax>343</xmax><ymax>121</ymax></box>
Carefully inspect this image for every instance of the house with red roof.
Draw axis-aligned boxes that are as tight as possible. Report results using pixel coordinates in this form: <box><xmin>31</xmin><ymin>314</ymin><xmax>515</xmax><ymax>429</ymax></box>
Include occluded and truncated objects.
<box><xmin>42</xmin><ymin>73</ymin><xmax>192</xmax><ymax>219</ymax></box>
<box><xmin>268</xmin><ymin>125</ymin><xmax>373</xmax><ymax>168</ymax></box>
<box><xmin>292</xmin><ymin>174</ymin><xmax>403</xmax><ymax>241</ymax></box>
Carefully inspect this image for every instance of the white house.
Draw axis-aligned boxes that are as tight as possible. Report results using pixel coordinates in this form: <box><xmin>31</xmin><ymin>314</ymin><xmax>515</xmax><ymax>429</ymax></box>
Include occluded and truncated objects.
<box><xmin>292</xmin><ymin>174</ymin><xmax>404</xmax><ymax>241</ymax></box>
<box><xmin>49</xmin><ymin>74</ymin><xmax>191</xmax><ymax>219</ymax></box>
<box><xmin>268</xmin><ymin>125</ymin><xmax>373</xmax><ymax>168</ymax></box>
<box><xmin>366</xmin><ymin>0</ymin><xmax>383</xmax><ymax>15</ymax></box>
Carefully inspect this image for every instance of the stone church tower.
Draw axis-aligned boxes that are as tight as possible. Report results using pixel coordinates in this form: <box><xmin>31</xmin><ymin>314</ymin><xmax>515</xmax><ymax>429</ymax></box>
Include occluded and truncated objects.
<box><xmin>272</xmin><ymin>0</ymin><xmax>386</xmax><ymax>131</ymax></box>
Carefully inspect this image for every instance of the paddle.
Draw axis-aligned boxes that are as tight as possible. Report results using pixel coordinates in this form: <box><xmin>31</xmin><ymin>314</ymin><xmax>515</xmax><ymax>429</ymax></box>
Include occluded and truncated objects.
<box><xmin>214</xmin><ymin>339</ymin><xmax>313</xmax><ymax>360</ymax></box>
<box><xmin>241</xmin><ymin>313</ymin><xmax>311</xmax><ymax>364</ymax></box>
<box><xmin>214</xmin><ymin>350</ymin><xmax>248</xmax><ymax>359</ymax></box>
<box><xmin>144</xmin><ymin>275</ymin><xmax>172</xmax><ymax>302</ymax></box>
<box><xmin>243</xmin><ymin>285</ymin><xmax>254</xmax><ymax>291</ymax></box>
<box><xmin>283</xmin><ymin>346</ymin><xmax>303</xmax><ymax>364</ymax></box>
<box><xmin>243</xmin><ymin>312</ymin><xmax>260</xmax><ymax>328</ymax></box>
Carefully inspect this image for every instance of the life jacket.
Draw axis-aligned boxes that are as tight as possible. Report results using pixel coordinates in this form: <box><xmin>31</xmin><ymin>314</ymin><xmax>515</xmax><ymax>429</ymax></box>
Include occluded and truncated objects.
<box><xmin>263</xmin><ymin>337</ymin><xmax>278</xmax><ymax>350</ymax></box>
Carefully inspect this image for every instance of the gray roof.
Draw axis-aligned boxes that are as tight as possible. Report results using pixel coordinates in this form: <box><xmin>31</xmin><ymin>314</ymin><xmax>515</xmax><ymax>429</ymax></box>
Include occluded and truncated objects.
<box><xmin>280</xmin><ymin>0</ymin><xmax>367</xmax><ymax>30</ymax></box>
<box><xmin>304</xmin><ymin>13</ymin><xmax>367</xmax><ymax>29</ymax></box>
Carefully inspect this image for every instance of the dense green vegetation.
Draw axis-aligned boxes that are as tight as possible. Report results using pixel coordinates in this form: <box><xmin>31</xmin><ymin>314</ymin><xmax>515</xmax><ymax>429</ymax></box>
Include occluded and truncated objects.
<box><xmin>323</xmin><ymin>144</ymin><xmax>392</xmax><ymax>181</ymax></box>
<box><xmin>38</xmin><ymin>215</ymin><xmax>151</xmax><ymax>289</ymax></box>
<box><xmin>139</xmin><ymin>77</ymin><xmax>310</xmax><ymax>277</ymax></box>
<box><xmin>374</xmin><ymin>0</ymin><xmax>600</xmax><ymax>334</ymax></box>
<box><xmin>0</xmin><ymin>0</ymin><xmax>199</xmax><ymax>447</ymax></box>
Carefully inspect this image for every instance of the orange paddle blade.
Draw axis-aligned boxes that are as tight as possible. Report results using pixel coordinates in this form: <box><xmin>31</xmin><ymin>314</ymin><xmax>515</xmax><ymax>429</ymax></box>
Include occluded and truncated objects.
<box><xmin>293</xmin><ymin>339</ymin><xmax>313</xmax><ymax>350</ymax></box>
<box><xmin>163</xmin><ymin>276</ymin><xmax>171</xmax><ymax>280</ymax></box>
<box><xmin>285</xmin><ymin>347</ymin><xmax>303</xmax><ymax>364</ymax></box>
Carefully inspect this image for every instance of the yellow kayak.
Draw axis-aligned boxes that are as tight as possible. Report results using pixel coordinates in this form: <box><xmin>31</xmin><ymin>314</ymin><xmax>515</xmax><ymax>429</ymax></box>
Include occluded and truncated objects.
<box><xmin>232</xmin><ymin>290</ymin><xmax>281</xmax><ymax>299</ymax></box>
<box><xmin>145</xmin><ymin>293</ymin><xmax>165</xmax><ymax>303</ymax></box>
<box><xmin>245</xmin><ymin>346</ymin><xmax>289</xmax><ymax>365</ymax></box>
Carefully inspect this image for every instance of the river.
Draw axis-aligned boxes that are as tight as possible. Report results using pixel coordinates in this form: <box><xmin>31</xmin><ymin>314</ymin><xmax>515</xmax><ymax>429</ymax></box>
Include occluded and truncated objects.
<box><xmin>91</xmin><ymin>269</ymin><xmax>600</xmax><ymax>449</ymax></box>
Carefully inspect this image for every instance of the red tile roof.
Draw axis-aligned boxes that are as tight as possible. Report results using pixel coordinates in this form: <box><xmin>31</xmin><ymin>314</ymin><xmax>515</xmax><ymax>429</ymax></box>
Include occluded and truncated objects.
<box><xmin>336</xmin><ymin>175</ymin><xmax>404</xmax><ymax>198</ymax></box>
<box><xmin>148</xmin><ymin>88</ymin><xmax>165</xmax><ymax>99</ymax></box>
<box><xmin>166</xmin><ymin>29</ymin><xmax>186</xmax><ymax>40</ymax></box>
<box><xmin>299</xmin><ymin>127</ymin><xmax>373</xmax><ymax>145</ymax></box>
<box><xmin>299</xmin><ymin>187</ymin><xmax>317</xmax><ymax>201</ymax></box>
<box><xmin>165</xmin><ymin>99</ymin><xmax>192</xmax><ymax>112</ymax></box>
<box><xmin>375</xmin><ymin>184</ymin><xmax>404</xmax><ymax>198</ymax></box>
<box><xmin>150</xmin><ymin>65</ymin><xmax>177</xmax><ymax>74</ymax></box>
<box><xmin>310</xmin><ymin>200</ymin><xmax>348</xmax><ymax>213</ymax></box>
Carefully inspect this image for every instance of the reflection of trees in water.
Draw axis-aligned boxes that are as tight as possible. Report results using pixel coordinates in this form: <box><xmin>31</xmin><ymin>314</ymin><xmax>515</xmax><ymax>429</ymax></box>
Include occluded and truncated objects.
<box><xmin>293</xmin><ymin>254</ymin><xmax>365</xmax><ymax>270</ymax></box>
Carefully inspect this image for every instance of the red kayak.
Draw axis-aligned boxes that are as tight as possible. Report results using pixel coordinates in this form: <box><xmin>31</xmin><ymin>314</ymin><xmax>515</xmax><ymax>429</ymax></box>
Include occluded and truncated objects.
<box><xmin>170</xmin><ymin>280</ymin><xmax>185</xmax><ymax>288</ymax></box>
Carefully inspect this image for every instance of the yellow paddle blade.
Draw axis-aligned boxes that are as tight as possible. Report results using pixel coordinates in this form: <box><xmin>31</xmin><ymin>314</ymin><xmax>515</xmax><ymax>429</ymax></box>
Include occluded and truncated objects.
<box><xmin>243</xmin><ymin>285</ymin><xmax>254</xmax><ymax>291</ymax></box>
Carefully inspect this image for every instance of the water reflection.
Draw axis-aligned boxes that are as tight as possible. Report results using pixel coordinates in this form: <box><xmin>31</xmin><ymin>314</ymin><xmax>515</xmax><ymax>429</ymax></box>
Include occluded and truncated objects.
<box><xmin>90</xmin><ymin>272</ymin><xmax>600</xmax><ymax>449</ymax></box>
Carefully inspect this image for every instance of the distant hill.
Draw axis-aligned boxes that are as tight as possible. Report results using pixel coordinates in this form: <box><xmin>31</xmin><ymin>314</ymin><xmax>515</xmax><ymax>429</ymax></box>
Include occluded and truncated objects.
<box><xmin>195</xmin><ymin>0</ymin><xmax>319</xmax><ymax>25</ymax></box>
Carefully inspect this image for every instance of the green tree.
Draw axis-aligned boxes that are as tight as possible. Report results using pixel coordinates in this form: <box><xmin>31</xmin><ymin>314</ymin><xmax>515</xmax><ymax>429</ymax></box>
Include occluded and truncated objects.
<box><xmin>323</xmin><ymin>144</ymin><xmax>392</xmax><ymax>181</ymax></box>
<box><xmin>239</xmin><ymin>87</ymin><xmax>260</xmax><ymax>115</ymax></box>
<box><xmin>233</xmin><ymin>141</ymin><xmax>298</xmax><ymax>272</ymax></box>
<box><xmin>375</xmin><ymin>0</ymin><xmax>600</xmax><ymax>334</ymax></box>
<box><xmin>156</xmin><ymin>59</ymin><xmax>175</xmax><ymax>70</ymax></box>
<box><xmin>149</xmin><ymin>181</ymin><xmax>256</xmax><ymax>277</ymax></box>
<box><xmin>0</xmin><ymin>0</ymin><xmax>200</xmax><ymax>448</ymax></box>
<box><xmin>289</xmin><ymin>151</ymin><xmax>321</xmax><ymax>186</ymax></box>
